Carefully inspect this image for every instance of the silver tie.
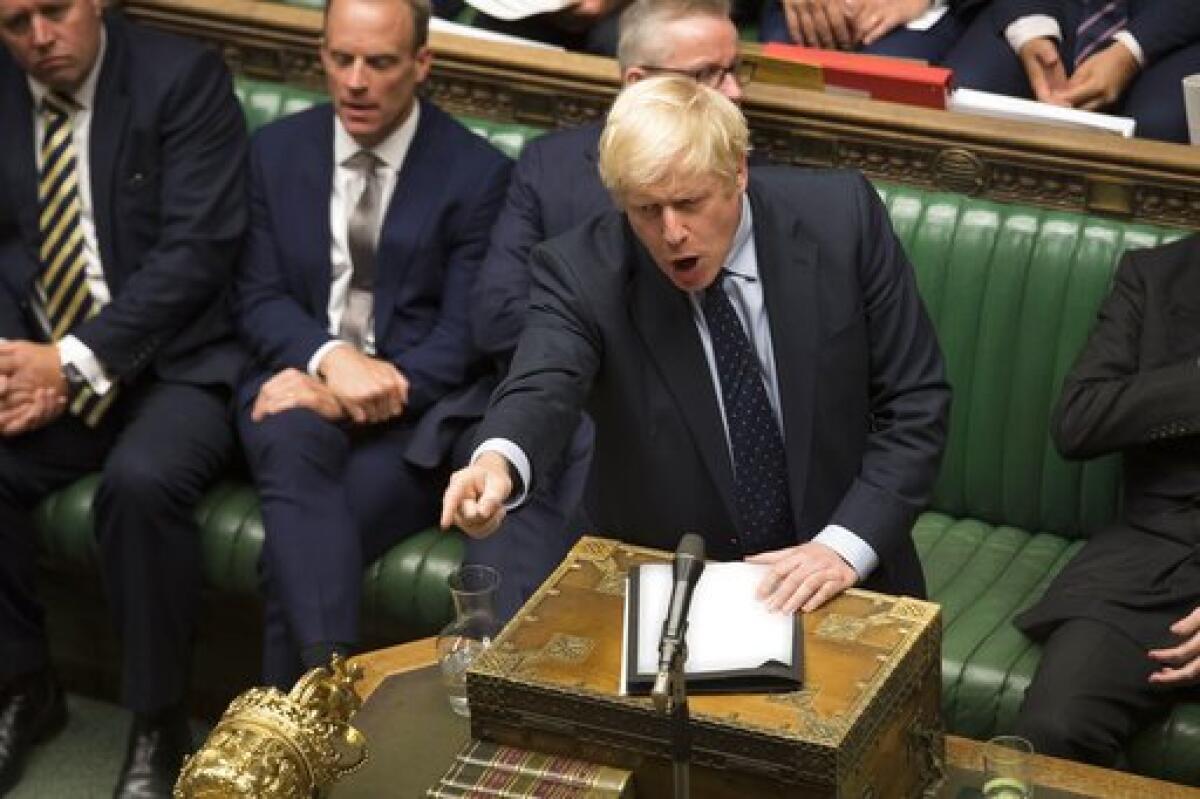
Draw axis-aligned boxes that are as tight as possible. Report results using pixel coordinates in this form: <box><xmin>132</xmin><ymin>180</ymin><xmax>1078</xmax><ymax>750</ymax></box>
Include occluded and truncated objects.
<box><xmin>339</xmin><ymin>150</ymin><xmax>382</xmax><ymax>350</ymax></box>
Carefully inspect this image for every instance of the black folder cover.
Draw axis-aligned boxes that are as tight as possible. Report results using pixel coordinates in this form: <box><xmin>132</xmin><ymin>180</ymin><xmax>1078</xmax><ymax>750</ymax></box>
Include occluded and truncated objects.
<box><xmin>623</xmin><ymin>564</ymin><xmax>804</xmax><ymax>695</ymax></box>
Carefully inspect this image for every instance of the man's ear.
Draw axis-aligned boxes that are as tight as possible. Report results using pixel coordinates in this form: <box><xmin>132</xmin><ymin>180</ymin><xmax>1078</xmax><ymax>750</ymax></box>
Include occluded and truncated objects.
<box><xmin>622</xmin><ymin>67</ymin><xmax>647</xmax><ymax>87</ymax></box>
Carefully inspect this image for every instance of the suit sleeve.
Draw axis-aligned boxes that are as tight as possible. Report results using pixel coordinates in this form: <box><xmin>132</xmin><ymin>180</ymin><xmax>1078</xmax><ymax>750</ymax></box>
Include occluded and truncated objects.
<box><xmin>390</xmin><ymin>153</ymin><xmax>513</xmax><ymax>414</ymax></box>
<box><xmin>828</xmin><ymin>174</ymin><xmax>951</xmax><ymax>562</ymax></box>
<box><xmin>1052</xmin><ymin>247</ymin><xmax>1200</xmax><ymax>459</ymax></box>
<box><xmin>73</xmin><ymin>48</ymin><xmax>247</xmax><ymax>379</ymax></box>
<box><xmin>1128</xmin><ymin>0</ymin><xmax>1200</xmax><ymax>64</ymax></box>
<box><xmin>235</xmin><ymin>138</ymin><xmax>339</xmax><ymax>373</ymax></box>
<box><xmin>476</xmin><ymin>240</ymin><xmax>599</xmax><ymax>492</ymax></box>
<box><xmin>991</xmin><ymin>0</ymin><xmax>1062</xmax><ymax>31</ymax></box>
<box><xmin>471</xmin><ymin>141</ymin><xmax>545</xmax><ymax>361</ymax></box>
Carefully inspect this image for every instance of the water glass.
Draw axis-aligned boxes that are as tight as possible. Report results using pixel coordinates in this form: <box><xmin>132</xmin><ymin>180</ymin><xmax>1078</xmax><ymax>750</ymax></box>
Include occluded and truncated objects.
<box><xmin>982</xmin><ymin>735</ymin><xmax>1034</xmax><ymax>799</ymax></box>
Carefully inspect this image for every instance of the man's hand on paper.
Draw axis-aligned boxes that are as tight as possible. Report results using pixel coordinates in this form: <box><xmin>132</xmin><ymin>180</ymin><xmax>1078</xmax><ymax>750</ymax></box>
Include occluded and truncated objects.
<box><xmin>781</xmin><ymin>0</ymin><xmax>856</xmax><ymax>50</ymax></box>
<box><xmin>747</xmin><ymin>541</ymin><xmax>858</xmax><ymax>614</ymax></box>
<box><xmin>850</xmin><ymin>0</ymin><xmax>928</xmax><ymax>46</ymax></box>
<box><xmin>1018</xmin><ymin>37</ymin><xmax>1069</xmax><ymax>104</ymax></box>
<box><xmin>441</xmin><ymin>451</ymin><xmax>513</xmax><ymax>538</ymax></box>
<box><xmin>1056</xmin><ymin>42</ymin><xmax>1139</xmax><ymax>111</ymax></box>
<box><xmin>1148</xmin><ymin>606</ymin><xmax>1200</xmax><ymax>687</ymax></box>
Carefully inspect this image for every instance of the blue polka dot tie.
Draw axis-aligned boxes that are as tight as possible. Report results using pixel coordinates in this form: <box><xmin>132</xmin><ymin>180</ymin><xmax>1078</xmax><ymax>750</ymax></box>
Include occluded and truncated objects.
<box><xmin>701</xmin><ymin>273</ymin><xmax>794</xmax><ymax>555</ymax></box>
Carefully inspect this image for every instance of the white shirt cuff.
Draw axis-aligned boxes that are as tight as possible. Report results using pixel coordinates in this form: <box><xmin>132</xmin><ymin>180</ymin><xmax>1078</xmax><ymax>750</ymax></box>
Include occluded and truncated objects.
<box><xmin>472</xmin><ymin>438</ymin><xmax>531</xmax><ymax>509</ymax></box>
<box><xmin>1113</xmin><ymin>31</ymin><xmax>1145</xmax><ymax>68</ymax></box>
<box><xmin>308</xmin><ymin>340</ymin><xmax>345</xmax><ymax>377</ymax></box>
<box><xmin>906</xmin><ymin>2</ymin><xmax>948</xmax><ymax>32</ymax></box>
<box><xmin>57</xmin><ymin>336</ymin><xmax>113</xmax><ymax>395</ymax></box>
<box><xmin>1005</xmin><ymin>15</ymin><xmax>1061</xmax><ymax>55</ymax></box>
<box><xmin>813</xmin><ymin>524</ymin><xmax>879</xmax><ymax>582</ymax></box>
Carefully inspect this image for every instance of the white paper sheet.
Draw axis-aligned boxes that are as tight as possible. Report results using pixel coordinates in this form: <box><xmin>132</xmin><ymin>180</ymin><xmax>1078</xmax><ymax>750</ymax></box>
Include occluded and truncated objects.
<box><xmin>633</xmin><ymin>562</ymin><xmax>794</xmax><ymax>677</ymax></box>
<box><xmin>464</xmin><ymin>0</ymin><xmax>577</xmax><ymax>22</ymax></box>
<box><xmin>948</xmin><ymin>87</ymin><xmax>1136</xmax><ymax>137</ymax></box>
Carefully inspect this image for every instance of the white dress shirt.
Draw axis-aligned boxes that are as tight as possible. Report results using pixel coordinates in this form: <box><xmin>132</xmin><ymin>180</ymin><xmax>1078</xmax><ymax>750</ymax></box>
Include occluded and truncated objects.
<box><xmin>27</xmin><ymin>31</ymin><xmax>112</xmax><ymax>394</ymax></box>
<box><xmin>307</xmin><ymin>103</ymin><xmax>421</xmax><ymax>375</ymax></box>
<box><xmin>478</xmin><ymin>195</ymin><xmax>880</xmax><ymax>580</ymax></box>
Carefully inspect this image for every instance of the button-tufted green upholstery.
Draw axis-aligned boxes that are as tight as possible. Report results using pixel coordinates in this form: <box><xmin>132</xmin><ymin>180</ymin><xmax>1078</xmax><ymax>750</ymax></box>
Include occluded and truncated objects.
<box><xmin>35</xmin><ymin>76</ymin><xmax>1199</xmax><ymax>784</ymax></box>
<box><xmin>881</xmin><ymin>187</ymin><xmax>1197</xmax><ymax>785</ymax></box>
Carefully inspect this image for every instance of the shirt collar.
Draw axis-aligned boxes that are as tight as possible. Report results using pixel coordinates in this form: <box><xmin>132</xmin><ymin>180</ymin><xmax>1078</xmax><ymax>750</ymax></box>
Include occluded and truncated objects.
<box><xmin>333</xmin><ymin>100</ymin><xmax>421</xmax><ymax>173</ymax></box>
<box><xmin>28</xmin><ymin>27</ymin><xmax>107</xmax><ymax>112</ymax></box>
<box><xmin>722</xmin><ymin>194</ymin><xmax>756</xmax><ymax>283</ymax></box>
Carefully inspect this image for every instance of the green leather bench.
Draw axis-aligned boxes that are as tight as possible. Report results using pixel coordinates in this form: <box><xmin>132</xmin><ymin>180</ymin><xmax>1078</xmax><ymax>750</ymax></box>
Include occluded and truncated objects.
<box><xmin>38</xmin><ymin>77</ymin><xmax>1200</xmax><ymax>785</ymax></box>
<box><xmin>882</xmin><ymin>192</ymin><xmax>1198</xmax><ymax>785</ymax></box>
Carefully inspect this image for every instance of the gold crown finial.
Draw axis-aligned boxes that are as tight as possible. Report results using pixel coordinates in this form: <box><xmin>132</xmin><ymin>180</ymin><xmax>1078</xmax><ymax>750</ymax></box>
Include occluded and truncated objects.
<box><xmin>174</xmin><ymin>655</ymin><xmax>368</xmax><ymax>798</ymax></box>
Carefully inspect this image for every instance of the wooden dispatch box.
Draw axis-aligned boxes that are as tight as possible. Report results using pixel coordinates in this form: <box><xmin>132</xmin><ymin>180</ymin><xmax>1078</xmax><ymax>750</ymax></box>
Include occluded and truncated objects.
<box><xmin>467</xmin><ymin>537</ymin><xmax>945</xmax><ymax>798</ymax></box>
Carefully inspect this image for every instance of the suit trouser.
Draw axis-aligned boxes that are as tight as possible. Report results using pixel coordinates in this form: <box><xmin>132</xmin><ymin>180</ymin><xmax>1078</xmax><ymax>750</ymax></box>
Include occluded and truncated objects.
<box><xmin>1014</xmin><ymin>617</ymin><xmax>1183</xmax><ymax>768</ymax></box>
<box><xmin>238</xmin><ymin>407</ymin><xmax>443</xmax><ymax>689</ymax></box>
<box><xmin>943</xmin><ymin>4</ymin><xmax>1200</xmax><ymax>142</ymax></box>
<box><xmin>0</xmin><ymin>381</ymin><xmax>232</xmax><ymax>713</ymax></box>
<box><xmin>464</xmin><ymin>416</ymin><xmax>595</xmax><ymax>625</ymax></box>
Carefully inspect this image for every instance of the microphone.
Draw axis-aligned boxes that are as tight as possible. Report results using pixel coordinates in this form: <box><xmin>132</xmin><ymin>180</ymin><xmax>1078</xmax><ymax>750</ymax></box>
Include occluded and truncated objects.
<box><xmin>651</xmin><ymin>533</ymin><xmax>706</xmax><ymax>705</ymax></box>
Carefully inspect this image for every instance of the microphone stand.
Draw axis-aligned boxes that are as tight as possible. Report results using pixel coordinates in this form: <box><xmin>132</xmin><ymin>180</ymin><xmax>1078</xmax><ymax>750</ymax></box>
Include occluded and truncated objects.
<box><xmin>653</xmin><ymin>641</ymin><xmax>691</xmax><ymax>799</ymax></box>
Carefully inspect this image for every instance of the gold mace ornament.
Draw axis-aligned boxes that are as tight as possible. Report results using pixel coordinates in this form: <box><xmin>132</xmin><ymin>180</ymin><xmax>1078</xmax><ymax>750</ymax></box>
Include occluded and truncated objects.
<box><xmin>174</xmin><ymin>655</ymin><xmax>368</xmax><ymax>798</ymax></box>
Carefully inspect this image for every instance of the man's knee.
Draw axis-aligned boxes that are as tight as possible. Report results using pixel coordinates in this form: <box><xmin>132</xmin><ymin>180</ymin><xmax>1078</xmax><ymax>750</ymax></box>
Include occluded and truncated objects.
<box><xmin>1015</xmin><ymin>693</ymin><xmax>1123</xmax><ymax>766</ymax></box>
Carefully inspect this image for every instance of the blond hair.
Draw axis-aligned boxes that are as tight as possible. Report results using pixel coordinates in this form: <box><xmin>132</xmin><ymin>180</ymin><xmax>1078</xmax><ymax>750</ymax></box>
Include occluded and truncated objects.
<box><xmin>598</xmin><ymin>76</ymin><xmax>748</xmax><ymax>204</ymax></box>
<box><xmin>616</xmin><ymin>0</ymin><xmax>733</xmax><ymax>72</ymax></box>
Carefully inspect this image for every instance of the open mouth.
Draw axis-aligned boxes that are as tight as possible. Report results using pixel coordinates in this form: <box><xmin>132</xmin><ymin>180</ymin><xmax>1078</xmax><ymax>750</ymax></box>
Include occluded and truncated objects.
<box><xmin>673</xmin><ymin>256</ymin><xmax>700</xmax><ymax>272</ymax></box>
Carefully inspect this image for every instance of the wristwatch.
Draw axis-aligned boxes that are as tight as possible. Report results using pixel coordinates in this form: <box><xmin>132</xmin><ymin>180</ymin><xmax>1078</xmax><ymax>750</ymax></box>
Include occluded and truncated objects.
<box><xmin>61</xmin><ymin>362</ymin><xmax>87</xmax><ymax>399</ymax></box>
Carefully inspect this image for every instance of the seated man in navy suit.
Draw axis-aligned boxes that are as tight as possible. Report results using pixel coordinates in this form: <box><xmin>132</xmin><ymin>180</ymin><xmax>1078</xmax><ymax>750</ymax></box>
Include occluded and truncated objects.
<box><xmin>0</xmin><ymin>1</ymin><xmax>246</xmax><ymax>795</ymax></box>
<box><xmin>446</xmin><ymin>76</ymin><xmax>949</xmax><ymax>615</ymax></box>
<box><xmin>468</xmin><ymin>0</ymin><xmax>752</xmax><ymax>622</ymax></box>
<box><xmin>235</xmin><ymin>0</ymin><xmax>510</xmax><ymax>689</ymax></box>
<box><xmin>944</xmin><ymin>0</ymin><xmax>1200</xmax><ymax>142</ymax></box>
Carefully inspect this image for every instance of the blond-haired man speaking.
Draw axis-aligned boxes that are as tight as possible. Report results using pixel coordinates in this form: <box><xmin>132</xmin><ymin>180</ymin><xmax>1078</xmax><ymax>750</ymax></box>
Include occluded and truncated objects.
<box><xmin>445</xmin><ymin>77</ymin><xmax>950</xmax><ymax>612</ymax></box>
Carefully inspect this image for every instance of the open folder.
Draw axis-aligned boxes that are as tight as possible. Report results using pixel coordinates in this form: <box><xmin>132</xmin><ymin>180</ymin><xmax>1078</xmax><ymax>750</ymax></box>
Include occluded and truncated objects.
<box><xmin>622</xmin><ymin>562</ymin><xmax>803</xmax><ymax>695</ymax></box>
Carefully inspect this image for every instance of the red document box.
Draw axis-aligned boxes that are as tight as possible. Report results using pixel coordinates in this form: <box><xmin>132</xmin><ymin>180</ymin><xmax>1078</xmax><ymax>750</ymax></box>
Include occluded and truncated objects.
<box><xmin>763</xmin><ymin>44</ymin><xmax>952</xmax><ymax>110</ymax></box>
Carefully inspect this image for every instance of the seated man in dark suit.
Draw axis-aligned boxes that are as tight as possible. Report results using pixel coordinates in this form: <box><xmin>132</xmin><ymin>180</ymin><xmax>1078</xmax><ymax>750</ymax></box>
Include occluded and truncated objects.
<box><xmin>468</xmin><ymin>0</ymin><xmax>751</xmax><ymax>623</ymax></box>
<box><xmin>0</xmin><ymin>0</ymin><xmax>247</xmax><ymax>795</ymax></box>
<box><xmin>446</xmin><ymin>76</ymin><xmax>950</xmax><ymax>613</ymax></box>
<box><xmin>944</xmin><ymin>0</ymin><xmax>1200</xmax><ymax>142</ymax></box>
<box><xmin>1012</xmin><ymin>235</ymin><xmax>1200</xmax><ymax>767</ymax></box>
<box><xmin>759</xmin><ymin>0</ymin><xmax>988</xmax><ymax>63</ymax></box>
<box><xmin>235</xmin><ymin>0</ymin><xmax>510</xmax><ymax>690</ymax></box>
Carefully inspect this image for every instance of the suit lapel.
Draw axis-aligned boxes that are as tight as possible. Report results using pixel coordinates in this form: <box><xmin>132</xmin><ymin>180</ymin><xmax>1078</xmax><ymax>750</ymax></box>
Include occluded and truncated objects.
<box><xmin>89</xmin><ymin>24</ymin><xmax>129</xmax><ymax>287</ymax></box>
<box><xmin>750</xmin><ymin>186</ymin><xmax>819</xmax><ymax>534</ymax></box>
<box><xmin>297</xmin><ymin>109</ymin><xmax>335</xmax><ymax>320</ymax></box>
<box><xmin>0</xmin><ymin>71</ymin><xmax>39</xmax><ymax>291</ymax></box>
<box><xmin>627</xmin><ymin>229</ymin><xmax>738</xmax><ymax>525</ymax></box>
<box><xmin>373</xmin><ymin>102</ymin><xmax>438</xmax><ymax>345</ymax></box>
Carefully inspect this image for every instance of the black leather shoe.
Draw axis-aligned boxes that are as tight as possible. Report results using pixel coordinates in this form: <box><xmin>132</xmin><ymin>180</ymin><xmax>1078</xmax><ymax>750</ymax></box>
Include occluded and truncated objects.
<box><xmin>112</xmin><ymin>707</ymin><xmax>193</xmax><ymax>799</ymax></box>
<box><xmin>0</xmin><ymin>669</ymin><xmax>67</xmax><ymax>796</ymax></box>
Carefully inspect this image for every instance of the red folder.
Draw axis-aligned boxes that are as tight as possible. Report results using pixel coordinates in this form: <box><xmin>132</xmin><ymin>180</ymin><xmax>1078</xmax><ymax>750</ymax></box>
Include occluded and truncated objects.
<box><xmin>762</xmin><ymin>44</ymin><xmax>952</xmax><ymax>110</ymax></box>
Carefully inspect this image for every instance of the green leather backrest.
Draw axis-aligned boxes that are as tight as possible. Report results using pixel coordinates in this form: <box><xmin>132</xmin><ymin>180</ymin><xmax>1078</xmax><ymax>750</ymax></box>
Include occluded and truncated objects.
<box><xmin>880</xmin><ymin>185</ymin><xmax>1185</xmax><ymax>539</ymax></box>
<box><xmin>233</xmin><ymin>77</ymin><xmax>543</xmax><ymax>157</ymax></box>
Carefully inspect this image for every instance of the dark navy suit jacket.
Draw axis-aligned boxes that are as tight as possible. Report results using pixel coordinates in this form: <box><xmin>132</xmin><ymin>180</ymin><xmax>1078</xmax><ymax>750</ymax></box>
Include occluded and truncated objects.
<box><xmin>473</xmin><ymin>122</ymin><xmax>608</xmax><ymax>362</ymax></box>
<box><xmin>0</xmin><ymin>13</ymin><xmax>247</xmax><ymax>388</ymax></box>
<box><xmin>995</xmin><ymin>0</ymin><xmax>1200</xmax><ymax>64</ymax></box>
<box><xmin>479</xmin><ymin>169</ymin><xmax>951</xmax><ymax>597</ymax></box>
<box><xmin>236</xmin><ymin>100</ymin><xmax>511</xmax><ymax>467</ymax></box>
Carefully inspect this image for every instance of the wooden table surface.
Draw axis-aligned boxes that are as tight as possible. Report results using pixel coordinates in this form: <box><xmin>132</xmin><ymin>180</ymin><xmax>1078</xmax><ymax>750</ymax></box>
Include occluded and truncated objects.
<box><xmin>349</xmin><ymin>639</ymin><xmax>1200</xmax><ymax>799</ymax></box>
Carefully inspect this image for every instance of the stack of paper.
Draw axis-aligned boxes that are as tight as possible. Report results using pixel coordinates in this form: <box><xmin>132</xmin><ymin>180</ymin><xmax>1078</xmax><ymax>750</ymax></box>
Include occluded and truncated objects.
<box><xmin>948</xmin><ymin>87</ymin><xmax>1136</xmax><ymax>137</ymax></box>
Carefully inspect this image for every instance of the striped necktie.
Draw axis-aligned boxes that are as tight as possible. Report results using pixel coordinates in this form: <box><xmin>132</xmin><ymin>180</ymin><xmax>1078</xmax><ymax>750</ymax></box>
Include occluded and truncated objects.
<box><xmin>1074</xmin><ymin>0</ymin><xmax>1129</xmax><ymax>69</ymax></box>
<box><xmin>38</xmin><ymin>91</ymin><xmax>116</xmax><ymax>426</ymax></box>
